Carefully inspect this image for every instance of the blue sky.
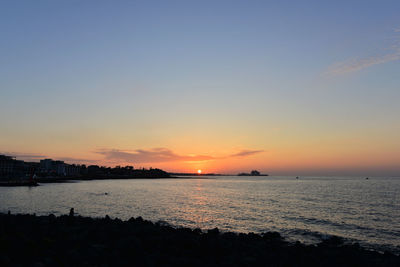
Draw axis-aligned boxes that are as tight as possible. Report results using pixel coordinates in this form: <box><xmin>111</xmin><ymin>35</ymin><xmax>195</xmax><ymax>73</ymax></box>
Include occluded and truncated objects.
<box><xmin>1</xmin><ymin>1</ymin><xmax>399</xmax><ymax>175</ymax></box>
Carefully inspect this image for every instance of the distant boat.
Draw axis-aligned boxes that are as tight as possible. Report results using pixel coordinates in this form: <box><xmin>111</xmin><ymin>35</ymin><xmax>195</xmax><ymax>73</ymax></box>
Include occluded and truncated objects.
<box><xmin>365</xmin><ymin>177</ymin><xmax>369</xmax><ymax>180</ymax></box>
<box><xmin>296</xmin><ymin>176</ymin><xmax>299</xmax><ymax>179</ymax></box>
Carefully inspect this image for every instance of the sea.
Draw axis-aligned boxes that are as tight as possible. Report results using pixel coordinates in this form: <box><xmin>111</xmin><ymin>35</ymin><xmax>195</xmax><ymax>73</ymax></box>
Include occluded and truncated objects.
<box><xmin>1</xmin><ymin>176</ymin><xmax>399</xmax><ymax>254</ymax></box>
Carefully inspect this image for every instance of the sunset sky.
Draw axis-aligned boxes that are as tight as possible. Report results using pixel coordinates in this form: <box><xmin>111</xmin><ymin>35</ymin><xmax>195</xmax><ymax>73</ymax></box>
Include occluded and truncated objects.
<box><xmin>1</xmin><ymin>1</ymin><xmax>399</xmax><ymax>175</ymax></box>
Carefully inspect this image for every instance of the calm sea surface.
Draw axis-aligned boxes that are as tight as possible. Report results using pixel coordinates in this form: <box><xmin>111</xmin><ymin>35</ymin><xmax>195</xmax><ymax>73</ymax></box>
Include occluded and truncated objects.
<box><xmin>1</xmin><ymin>176</ymin><xmax>399</xmax><ymax>253</ymax></box>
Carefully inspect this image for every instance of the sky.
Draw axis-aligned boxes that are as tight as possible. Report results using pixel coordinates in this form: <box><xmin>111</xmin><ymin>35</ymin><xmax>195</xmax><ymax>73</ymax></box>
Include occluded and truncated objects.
<box><xmin>1</xmin><ymin>0</ymin><xmax>399</xmax><ymax>176</ymax></box>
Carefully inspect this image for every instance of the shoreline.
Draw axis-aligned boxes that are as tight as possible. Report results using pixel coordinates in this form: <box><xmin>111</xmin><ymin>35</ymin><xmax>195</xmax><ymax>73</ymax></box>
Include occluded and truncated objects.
<box><xmin>2</xmin><ymin>176</ymin><xmax>399</xmax><ymax>187</ymax></box>
<box><xmin>0</xmin><ymin>212</ymin><xmax>399</xmax><ymax>266</ymax></box>
<box><xmin>0</xmin><ymin>175</ymin><xmax>218</xmax><ymax>186</ymax></box>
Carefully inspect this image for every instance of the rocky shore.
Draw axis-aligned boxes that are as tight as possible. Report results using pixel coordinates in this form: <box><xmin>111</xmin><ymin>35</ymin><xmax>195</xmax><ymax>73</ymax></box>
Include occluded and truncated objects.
<box><xmin>0</xmin><ymin>212</ymin><xmax>399</xmax><ymax>266</ymax></box>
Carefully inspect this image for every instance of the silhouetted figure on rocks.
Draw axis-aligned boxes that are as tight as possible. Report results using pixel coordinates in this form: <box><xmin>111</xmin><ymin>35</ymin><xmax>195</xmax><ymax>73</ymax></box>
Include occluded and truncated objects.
<box><xmin>69</xmin><ymin>208</ymin><xmax>74</xmax><ymax>217</ymax></box>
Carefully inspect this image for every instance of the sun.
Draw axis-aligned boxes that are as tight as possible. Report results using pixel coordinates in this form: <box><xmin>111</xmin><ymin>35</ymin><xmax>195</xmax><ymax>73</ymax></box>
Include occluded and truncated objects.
<box><xmin>197</xmin><ymin>169</ymin><xmax>202</xmax><ymax>174</ymax></box>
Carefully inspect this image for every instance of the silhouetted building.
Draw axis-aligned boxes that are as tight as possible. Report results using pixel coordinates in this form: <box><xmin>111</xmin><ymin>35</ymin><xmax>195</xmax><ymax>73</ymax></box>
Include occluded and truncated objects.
<box><xmin>88</xmin><ymin>165</ymin><xmax>101</xmax><ymax>175</ymax></box>
<box><xmin>65</xmin><ymin>164</ymin><xmax>81</xmax><ymax>176</ymax></box>
<box><xmin>40</xmin><ymin>159</ymin><xmax>53</xmax><ymax>172</ymax></box>
<box><xmin>0</xmin><ymin>155</ymin><xmax>25</xmax><ymax>178</ymax></box>
<box><xmin>23</xmin><ymin>162</ymin><xmax>40</xmax><ymax>175</ymax></box>
<box><xmin>40</xmin><ymin>159</ymin><xmax>66</xmax><ymax>176</ymax></box>
<box><xmin>54</xmin><ymin>161</ymin><xmax>65</xmax><ymax>175</ymax></box>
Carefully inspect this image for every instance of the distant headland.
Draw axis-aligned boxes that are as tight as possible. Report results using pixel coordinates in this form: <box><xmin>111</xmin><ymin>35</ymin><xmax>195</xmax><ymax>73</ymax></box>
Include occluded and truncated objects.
<box><xmin>0</xmin><ymin>154</ymin><xmax>170</xmax><ymax>186</ymax></box>
<box><xmin>237</xmin><ymin>170</ymin><xmax>269</xmax><ymax>176</ymax></box>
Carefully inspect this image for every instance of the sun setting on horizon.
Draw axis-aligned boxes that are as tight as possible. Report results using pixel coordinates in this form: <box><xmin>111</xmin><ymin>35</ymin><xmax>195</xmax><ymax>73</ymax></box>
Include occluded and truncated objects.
<box><xmin>1</xmin><ymin>2</ymin><xmax>400</xmax><ymax>265</ymax></box>
<box><xmin>0</xmin><ymin>1</ymin><xmax>399</xmax><ymax>177</ymax></box>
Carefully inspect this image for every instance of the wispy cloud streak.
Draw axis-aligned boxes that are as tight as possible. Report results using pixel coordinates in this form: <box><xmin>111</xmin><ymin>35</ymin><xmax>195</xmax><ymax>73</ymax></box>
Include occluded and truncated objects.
<box><xmin>230</xmin><ymin>150</ymin><xmax>264</xmax><ymax>157</ymax></box>
<box><xmin>3</xmin><ymin>148</ymin><xmax>264</xmax><ymax>165</ymax></box>
<box><xmin>327</xmin><ymin>52</ymin><xmax>400</xmax><ymax>75</ymax></box>
<box><xmin>56</xmin><ymin>157</ymin><xmax>97</xmax><ymax>164</ymax></box>
<box><xmin>326</xmin><ymin>28</ymin><xmax>400</xmax><ymax>75</ymax></box>
<box><xmin>96</xmin><ymin>148</ymin><xmax>215</xmax><ymax>163</ymax></box>
<box><xmin>96</xmin><ymin>148</ymin><xmax>264</xmax><ymax>163</ymax></box>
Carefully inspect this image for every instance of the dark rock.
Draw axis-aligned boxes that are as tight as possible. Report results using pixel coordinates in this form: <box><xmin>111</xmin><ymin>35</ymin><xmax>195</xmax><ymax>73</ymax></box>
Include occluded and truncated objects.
<box><xmin>193</xmin><ymin>228</ymin><xmax>202</xmax><ymax>235</ymax></box>
<box><xmin>0</xmin><ymin>213</ymin><xmax>398</xmax><ymax>266</ymax></box>
<box><xmin>262</xmin><ymin>231</ymin><xmax>282</xmax><ymax>240</ymax></box>
<box><xmin>207</xmin><ymin>228</ymin><xmax>220</xmax><ymax>235</ymax></box>
<box><xmin>319</xmin><ymin>235</ymin><xmax>344</xmax><ymax>247</ymax></box>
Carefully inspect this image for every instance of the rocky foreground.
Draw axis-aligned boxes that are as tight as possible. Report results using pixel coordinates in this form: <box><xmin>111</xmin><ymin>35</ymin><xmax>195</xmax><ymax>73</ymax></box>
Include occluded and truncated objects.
<box><xmin>0</xmin><ymin>213</ymin><xmax>399</xmax><ymax>266</ymax></box>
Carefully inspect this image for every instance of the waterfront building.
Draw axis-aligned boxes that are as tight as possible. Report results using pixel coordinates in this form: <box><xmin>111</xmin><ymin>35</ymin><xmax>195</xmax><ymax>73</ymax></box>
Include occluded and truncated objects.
<box><xmin>0</xmin><ymin>155</ymin><xmax>25</xmax><ymax>178</ymax></box>
<box><xmin>40</xmin><ymin>159</ymin><xmax>53</xmax><ymax>172</ymax></box>
<box><xmin>40</xmin><ymin>159</ymin><xmax>66</xmax><ymax>176</ymax></box>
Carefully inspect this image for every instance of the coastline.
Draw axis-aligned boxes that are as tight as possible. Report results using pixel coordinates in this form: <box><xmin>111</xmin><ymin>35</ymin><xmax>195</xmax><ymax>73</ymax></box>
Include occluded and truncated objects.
<box><xmin>0</xmin><ymin>213</ymin><xmax>398</xmax><ymax>266</ymax></box>
<box><xmin>0</xmin><ymin>175</ymin><xmax>217</xmax><ymax>186</ymax></box>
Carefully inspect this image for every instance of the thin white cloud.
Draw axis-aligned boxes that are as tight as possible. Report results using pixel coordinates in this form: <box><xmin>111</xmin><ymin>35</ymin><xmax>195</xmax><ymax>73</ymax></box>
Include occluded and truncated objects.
<box><xmin>326</xmin><ymin>52</ymin><xmax>400</xmax><ymax>75</ymax></box>
<box><xmin>326</xmin><ymin>27</ymin><xmax>400</xmax><ymax>75</ymax></box>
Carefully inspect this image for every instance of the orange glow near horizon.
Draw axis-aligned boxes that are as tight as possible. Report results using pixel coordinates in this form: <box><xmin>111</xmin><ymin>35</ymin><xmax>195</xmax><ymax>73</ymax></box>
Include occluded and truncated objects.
<box><xmin>1</xmin><ymin>4</ymin><xmax>400</xmax><ymax>178</ymax></box>
<box><xmin>5</xmin><ymin>135</ymin><xmax>400</xmax><ymax>176</ymax></box>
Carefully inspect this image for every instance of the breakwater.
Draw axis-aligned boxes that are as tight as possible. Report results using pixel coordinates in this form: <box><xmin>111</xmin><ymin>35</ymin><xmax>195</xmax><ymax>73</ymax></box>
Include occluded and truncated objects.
<box><xmin>0</xmin><ymin>212</ymin><xmax>399</xmax><ymax>266</ymax></box>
